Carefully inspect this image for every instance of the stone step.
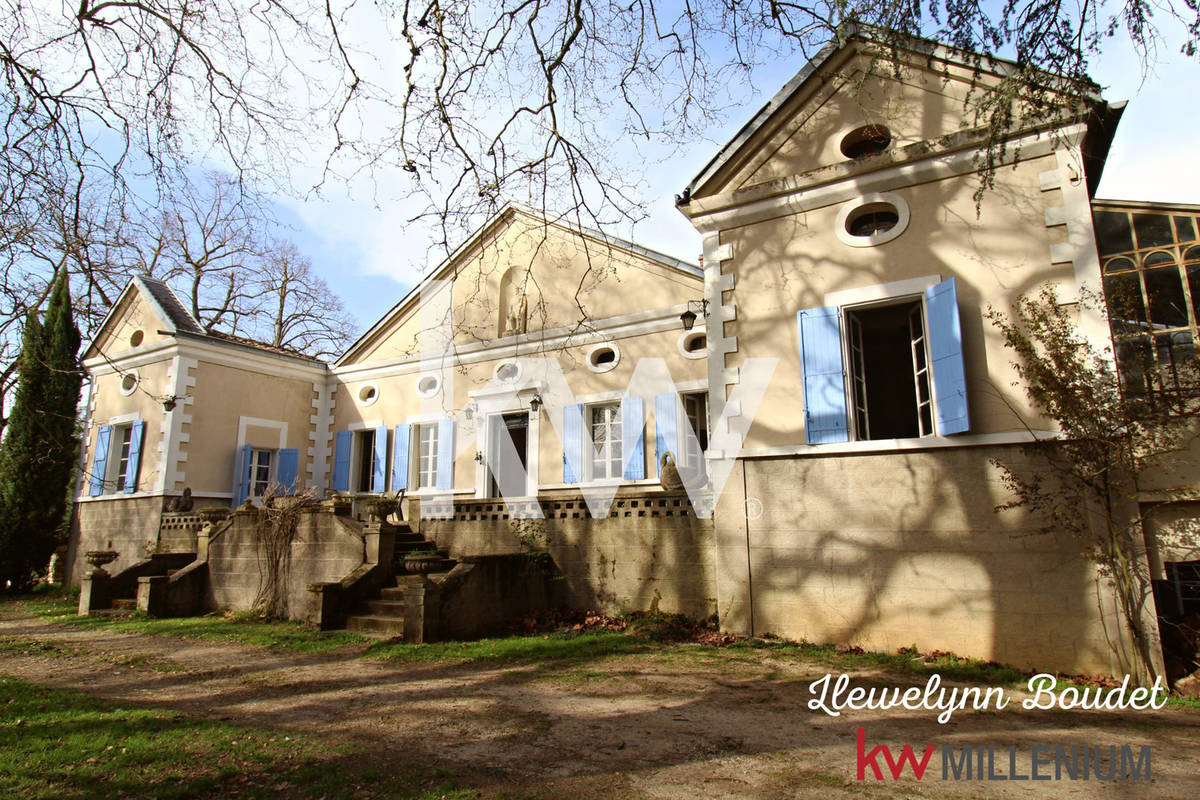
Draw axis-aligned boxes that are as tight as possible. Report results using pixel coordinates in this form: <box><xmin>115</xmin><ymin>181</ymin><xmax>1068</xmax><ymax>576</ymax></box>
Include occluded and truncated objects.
<box><xmin>364</xmin><ymin>599</ymin><xmax>406</xmax><ymax>616</ymax></box>
<box><xmin>345</xmin><ymin>615</ymin><xmax>405</xmax><ymax>637</ymax></box>
<box><xmin>379</xmin><ymin>586</ymin><xmax>407</xmax><ymax>601</ymax></box>
<box><xmin>111</xmin><ymin>598</ymin><xmax>137</xmax><ymax>610</ymax></box>
<box><xmin>394</xmin><ymin>531</ymin><xmax>424</xmax><ymax>542</ymax></box>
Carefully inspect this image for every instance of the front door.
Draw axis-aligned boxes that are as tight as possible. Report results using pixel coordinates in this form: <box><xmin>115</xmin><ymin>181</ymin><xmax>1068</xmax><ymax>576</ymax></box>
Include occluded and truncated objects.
<box><xmin>487</xmin><ymin>412</ymin><xmax>530</xmax><ymax>498</ymax></box>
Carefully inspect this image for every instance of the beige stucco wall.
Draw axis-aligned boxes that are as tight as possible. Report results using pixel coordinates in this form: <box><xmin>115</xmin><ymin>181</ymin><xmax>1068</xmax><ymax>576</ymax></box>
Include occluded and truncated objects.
<box><xmin>716</xmin><ymin>152</ymin><xmax>1068</xmax><ymax>448</ymax></box>
<box><xmin>84</xmin><ymin>359</ymin><xmax>172</xmax><ymax>494</ymax></box>
<box><xmin>180</xmin><ymin>359</ymin><xmax>321</xmax><ymax>496</ymax></box>
<box><xmin>331</xmin><ymin>323</ymin><xmax>706</xmax><ymax>496</ymax></box>
<box><xmin>346</xmin><ymin>209</ymin><xmax>701</xmax><ymax>365</ymax></box>
<box><xmin>711</xmin><ymin>446</ymin><xmax>1136</xmax><ymax>674</ymax></box>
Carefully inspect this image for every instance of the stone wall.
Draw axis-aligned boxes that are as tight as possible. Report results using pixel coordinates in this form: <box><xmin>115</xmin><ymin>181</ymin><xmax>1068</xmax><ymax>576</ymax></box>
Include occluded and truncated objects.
<box><xmin>420</xmin><ymin>492</ymin><xmax>717</xmax><ymax>618</ymax></box>
<box><xmin>207</xmin><ymin>510</ymin><xmax>367</xmax><ymax>618</ymax></box>
<box><xmin>711</xmin><ymin>445</ymin><xmax>1146</xmax><ymax>676</ymax></box>
<box><xmin>68</xmin><ymin>496</ymin><xmax>166</xmax><ymax>584</ymax></box>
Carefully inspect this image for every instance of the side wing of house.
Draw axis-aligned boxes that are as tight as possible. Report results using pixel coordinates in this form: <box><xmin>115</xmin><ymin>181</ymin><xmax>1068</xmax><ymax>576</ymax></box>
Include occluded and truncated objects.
<box><xmin>74</xmin><ymin>278</ymin><xmax>328</xmax><ymax>583</ymax></box>
<box><xmin>329</xmin><ymin>207</ymin><xmax>706</xmax><ymax>503</ymax></box>
<box><xmin>676</xmin><ymin>33</ymin><xmax>1138</xmax><ymax>676</ymax></box>
<box><xmin>682</xmin><ymin>36</ymin><xmax>1112</xmax><ymax>451</ymax></box>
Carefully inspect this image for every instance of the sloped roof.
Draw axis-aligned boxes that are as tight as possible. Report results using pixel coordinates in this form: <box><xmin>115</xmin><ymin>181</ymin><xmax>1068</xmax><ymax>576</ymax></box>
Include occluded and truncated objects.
<box><xmin>85</xmin><ymin>275</ymin><xmax>326</xmax><ymax>366</ymax></box>
<box><xmin>136</xmin><ymin>277</ymin><xmax>205</xmax><ymax>334</ymax></box>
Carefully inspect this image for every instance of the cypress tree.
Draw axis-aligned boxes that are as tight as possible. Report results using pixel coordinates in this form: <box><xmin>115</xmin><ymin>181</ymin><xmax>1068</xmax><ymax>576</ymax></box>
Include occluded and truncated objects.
<box><xmin>0</xmin><ymin>270</ymin><xmax>82</xmax><ymax>591</ymax></box>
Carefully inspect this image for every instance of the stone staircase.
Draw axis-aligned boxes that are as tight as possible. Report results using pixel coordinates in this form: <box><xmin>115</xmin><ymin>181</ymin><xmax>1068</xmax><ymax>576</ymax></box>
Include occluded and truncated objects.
<box><xmin>343</xmin><ymin>525</ymin><xmax>456</xmax><ymax>637</ymax></box>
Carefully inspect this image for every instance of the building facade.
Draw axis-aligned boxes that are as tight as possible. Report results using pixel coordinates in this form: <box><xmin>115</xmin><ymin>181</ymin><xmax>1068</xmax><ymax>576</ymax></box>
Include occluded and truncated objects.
<box><xmin>71</xmin><ymin>31</ymin><xmax>1199</xmax><ymax>678</ymax></box>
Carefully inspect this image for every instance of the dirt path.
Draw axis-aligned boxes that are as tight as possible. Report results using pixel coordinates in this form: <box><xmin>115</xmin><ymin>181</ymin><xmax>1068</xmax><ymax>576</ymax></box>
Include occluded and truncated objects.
<box><xmin>1</xmin><ymin>605</ymin><xmax>1197</xmax><ymax>799</ymax></box>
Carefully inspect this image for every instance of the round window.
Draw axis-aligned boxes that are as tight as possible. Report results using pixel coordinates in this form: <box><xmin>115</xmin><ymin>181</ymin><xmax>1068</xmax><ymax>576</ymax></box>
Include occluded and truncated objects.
<box><xmin>840</xmin><ymin>125</ymin><xmax>892</xmax><ymax>159</ymax></box>
<box><xmin>847</xmin><ymin>206</ymin><xmax>900</xmax><ymax>237</ymax></box>
<box><xmin>835</xmin><ymin>193</ymin><xmax>910</xmax><ymax>248</ymax></box>
<box><xmin>586</xmin><ymin>343</ymin><xmax>620</xmax><ymax>373</ymax></box>
<box><xmin>678</xmin><ymin>330</ymin><xmax>707</xmax><ymax>359</ymax></box>
<box><xmin>495</xmin><ymin>361</ymin><xmax>520</xmax><ymax>382</ymax></box>
<box><xmin>129</xmin><ymin>330</ymin><xmax>144</xmax><ymax>347</ymax></box>
<box><xmin>358</xmin><ymin>383</ymin><xmax>379</xmax><ymax>406</ymax></box>
<box><xmin>119</xmin><ymin>371</ymin><xmax>139</xmax><ymax>396</ymax></box>
<box><xmin>416</xmin><ymin>374</ymin><xmax>441</xmax><ymax>398</ymax></box>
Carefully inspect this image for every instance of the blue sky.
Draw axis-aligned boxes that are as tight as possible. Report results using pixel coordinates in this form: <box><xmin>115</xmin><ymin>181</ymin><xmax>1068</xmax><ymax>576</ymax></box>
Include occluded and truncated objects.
<box><xmin>276</xmin><ymin>29</ymin><xmax>1200</xmax><ymax>335</ymax></box>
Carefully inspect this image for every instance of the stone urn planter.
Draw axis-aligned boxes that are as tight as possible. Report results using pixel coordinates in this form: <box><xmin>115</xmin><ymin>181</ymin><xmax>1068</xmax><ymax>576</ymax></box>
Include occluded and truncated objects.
<box><xmin>84</xmin><ymin>550</ymin><xmax>119</xmax><ymax>573</ymax></box>
<box><xmin>366</xmin><ymin>498</ymin><xmax>397</xmax><ymax>523</ymax></box>
<box><xmin>404</xmin><ymin>552</ymin><xmax>442</xmax><ymax>575</ymax></box>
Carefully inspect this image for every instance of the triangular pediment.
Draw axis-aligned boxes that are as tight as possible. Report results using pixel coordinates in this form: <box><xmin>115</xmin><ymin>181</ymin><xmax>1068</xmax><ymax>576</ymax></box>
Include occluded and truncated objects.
<box><xmin>83</xmin><ymin>277</ymin><xmax>196</xmax><ymax>361</ymax></box>
<box><xmin>338</xmin><ymin>206</ymin><xmax>701</xmax><ymax>366</ymax></box>
<box><xmin>685</xmin><ymin>33</ymin><xmax>1095</xmax><ymax>203</ymax></box>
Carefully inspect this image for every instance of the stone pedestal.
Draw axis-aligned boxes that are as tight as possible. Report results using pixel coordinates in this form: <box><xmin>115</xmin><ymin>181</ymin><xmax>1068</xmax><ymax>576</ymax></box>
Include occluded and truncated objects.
<box><xmin>404</xmin><ymin>579</ymin><xmax>441</xmax><ymax>643</ymax></box>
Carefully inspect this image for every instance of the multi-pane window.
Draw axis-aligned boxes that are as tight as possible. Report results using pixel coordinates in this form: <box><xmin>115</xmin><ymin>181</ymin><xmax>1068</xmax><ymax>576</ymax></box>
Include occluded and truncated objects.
<box><xmin>416</xmin><ymin>423</ymin><xmax>439</xmax><ymax>489</ymax></box>
<box><xmin>248</xmin><ymin>449</ymin><xmax>273</xmax><ymax>497</ymax></box>
<box><xmin>114</xmin><ymin>425</ymin><xmax>134</xmax><ymax>491</ymax></box>
<box><xmin>844</xmin><ymin>300</ymin><xmax>934</xmax><ymax>440</ymax></box>
<box><xmin>589</xmin><ymin>403</ymin><xmax>623</xmax><ymax>480</ymax></box>
<box><xmin>681</xmin><ymin>393</ymin><xmax>708</xmax><ymax>468</ymax></box>
<box><xmin>1094</xmin><ymin>206</ymin><xmax>1200</xmax><ymax>401</ymax></box>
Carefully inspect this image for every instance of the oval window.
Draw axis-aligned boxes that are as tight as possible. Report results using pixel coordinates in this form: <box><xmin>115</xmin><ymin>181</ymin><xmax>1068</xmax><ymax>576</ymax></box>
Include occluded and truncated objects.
<box><xmin>586</xmin><ymin>343</ymin><xmax>620</xmax><ymax>372</ymax></box>
<box><xmin>358</xmin><ymin>384</ymin><xmax>379</xmax><ymax>405</ymax></box>
<box><xmin>847</xmin><ymin>207</ymin><xmax>899</xmax><ymax>237</ymax></box>
<box><xmin>835</xmin><ymin>194</ymin><xmax>910</xmax><ymax>248</ymax></box>
<box><xmin>496</xmin><ymin>362</ymin><xmax>519</xmax><ymax>382</ymax></box>
<box><xmin>840</xmin><ymin>125</ymin><xmax>892</xmax><ymax>159</ymax></box>
<box><xmin>119</xmin><ymin>372</ymin><xmax>139</xmax><ymax>396</ymax></box>
<box><xmin>678</xmin><ymin>330</ymin><xmax>707</xmax><ymax>359</ymax></box>
<box><xmin>416</xmin><ymin>375</ymin><xmax>441</xmax><ymax>398</ymax></box>
<box><xmin>129</xmin><ymin>330</ymin><xmax>144</xmax><ymax>347</ymax></box>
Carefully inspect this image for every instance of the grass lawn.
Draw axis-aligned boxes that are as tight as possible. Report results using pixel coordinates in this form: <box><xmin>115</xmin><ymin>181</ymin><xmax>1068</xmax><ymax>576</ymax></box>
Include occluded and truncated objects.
<box><xmin>19</xmin><ymin>590</ymin><xmax>367</xmax><ymax>654</ymax></box>
<box><xmin>13</xmin><ymin>590</ymin><xmax>1199</xmax><ymax>708</ymax></box>
<box><xmin>0</xmin><ymin>677</ymin><xmax>473</xmax><ymax>799</ymax></box>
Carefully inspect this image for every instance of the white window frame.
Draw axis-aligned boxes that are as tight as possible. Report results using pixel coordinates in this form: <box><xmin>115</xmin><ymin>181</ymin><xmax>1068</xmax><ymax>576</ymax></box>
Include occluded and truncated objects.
<box><xmin>680</xmin><ymin>391</ymin><xmax>709</xmax><ymax>470</ymax></box>
<box><xmin>246</xmin><ymin>448</ymin><xmax>276</xmax><ymax>498</ymax></box>
<box><xmin>415</xmin><ymin>422</ymin><xmax>440</xmax><ymax>490</ymax></box>
<box><xmin>234</xmin><ymin>417</ymin><xmax>289</xmax><ymax>500</ymax></box>
<box><xmin>825</xmin><ymin>275</ymin><xmax>943</xmax><ymax>443</ymax></box>
<box><xmin>101</xmin><ymin>412</ymin><xmax>140</xmax><ymax>495</ymax></box>
<box><xmin>585</xmin><ymin>401</ymin><xmax>623</xmax><ymax>482</ymax></box>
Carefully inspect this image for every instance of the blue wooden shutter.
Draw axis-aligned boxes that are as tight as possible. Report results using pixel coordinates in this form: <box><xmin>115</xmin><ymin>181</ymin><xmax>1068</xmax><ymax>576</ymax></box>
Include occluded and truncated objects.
<box><xmin>621</xmin><ymin>396</ymin><xmax>645</xmax><ymax>480</ymax></box>
<box><xmin>372</xmin><ymin>425</ymin><xmax>388</xmax><ymax>492</ymax></box>
<box><xmin>797</xmin><ymin>307</ymin><xmax>850</xmax><ymax>444</ymax></box>
<box><xmin>392</xmin><ymin>424</ymin><xmax>411</xmax><ymax>490</ymax></box>
<box><xmin>562</xmin><ymin>404</ymin><xmax>583</xmax><ymax>483</ymax></box>
<box><xmin>234</xmin><ymin>443</ymin><xmax>252</xmax><ymax>506</ymax></box>
<box><xmin>331</xmin><ymin>430</ymin><xmax>352</xmax><ymax>492</ymax></box>
<box><xmin>277</xmin><ymin>448</ymin><xmax>300</xmax><ymax>493</ymax></box>
<box><xmin>435</xmin><ymin>418</ymin><xmax>454</xmax><ymax>490</ymax></box>
<box><xmin>925</xmin><ymin>277</ymin><xmax>970</xmax><ymax>435</ymax></box>
<box><xmin>654</xmin><ymin>392</ymin><xmax>678</xmax><ymax>477</ymax></box>
<box><xmin>89</xmin><ymin>425</ymin><xmax>112</xmax><ymax>496</ymax></box>
<box><xmin>122</xmin><ymin>420</ymin><xmax>145</xmax><ymax>494</ymax></box>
